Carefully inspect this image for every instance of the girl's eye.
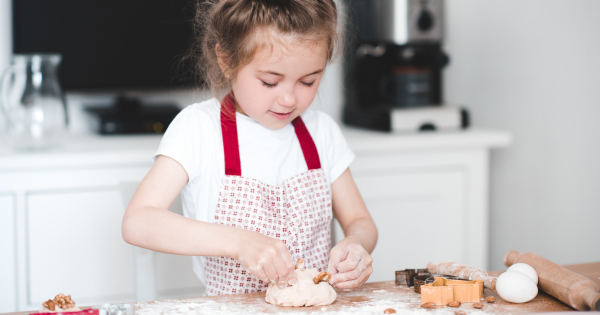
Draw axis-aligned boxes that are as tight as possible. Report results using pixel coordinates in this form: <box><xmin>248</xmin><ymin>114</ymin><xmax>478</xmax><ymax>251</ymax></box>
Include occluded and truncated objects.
<box><xmin>302</xmin><ymin>81</ymin><xmax>316</xmax><ymax>87</ymax></box>
<box><xmin>262</xmin><ymin>81</ymin><xmax>277</xmax><ymax>88</ymax></box>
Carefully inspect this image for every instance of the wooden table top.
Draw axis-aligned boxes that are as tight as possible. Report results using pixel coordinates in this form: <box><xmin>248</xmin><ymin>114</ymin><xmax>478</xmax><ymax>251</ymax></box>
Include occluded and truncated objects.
<box><xmin>6</xmin><ymin>262</ymin><xmax>599</xmax><ymax>315</ymax></box>
<box><xmin>140</xmin><ymin>280</ymin><xmax>573</xmax><ymax>314</ymax></box>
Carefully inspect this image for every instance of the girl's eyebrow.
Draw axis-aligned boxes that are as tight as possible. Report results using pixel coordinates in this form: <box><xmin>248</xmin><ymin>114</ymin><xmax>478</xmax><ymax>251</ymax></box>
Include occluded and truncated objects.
<box><xmin>257</xmin><ymin>69</ymin><xmax>324</xmax><ymax>77</ymax></box>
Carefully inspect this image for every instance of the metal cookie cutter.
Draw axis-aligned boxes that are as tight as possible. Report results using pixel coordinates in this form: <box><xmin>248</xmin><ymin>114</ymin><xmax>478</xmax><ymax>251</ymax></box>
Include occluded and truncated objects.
<box><xmin>395</xmin><ymin>268</ymin><xmax>429</xmax><ymax>287</ymax></box>
<box><xmin>413</xmin><ymin>275</ymin><xmax>435</xmax><ymax>293</ymax></box>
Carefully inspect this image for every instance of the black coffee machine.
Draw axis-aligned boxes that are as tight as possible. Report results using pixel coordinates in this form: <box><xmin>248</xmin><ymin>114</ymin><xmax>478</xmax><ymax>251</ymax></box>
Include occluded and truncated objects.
<box><xmin>343</xmin><ymin>0</ymin><xmax>467</xmax><ymax>132</ymax></box>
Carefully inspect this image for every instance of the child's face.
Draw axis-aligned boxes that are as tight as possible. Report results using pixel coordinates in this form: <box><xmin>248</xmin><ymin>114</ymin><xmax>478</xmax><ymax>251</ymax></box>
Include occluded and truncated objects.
<box><xmin>231</xmin><ymin>39</ymin><xmax>328</xmax><ymax>130</ymax></box>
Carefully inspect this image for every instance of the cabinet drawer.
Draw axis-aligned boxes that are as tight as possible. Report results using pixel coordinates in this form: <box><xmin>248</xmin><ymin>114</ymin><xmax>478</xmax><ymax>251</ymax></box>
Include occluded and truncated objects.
<box><xmin>27</xmin><ymin>189</ymin><xmax>134</xmax><ymax>306</ymax></box>
<box><xmin>0</xmin><ymin>194</ymin><xmax>17</xmax><ymax>313</ymax></box>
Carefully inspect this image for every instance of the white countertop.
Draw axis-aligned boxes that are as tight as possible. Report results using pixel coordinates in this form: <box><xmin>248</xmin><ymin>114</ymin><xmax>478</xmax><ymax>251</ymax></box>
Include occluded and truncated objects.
<box><xmin>0</xmin><ymin>127</ymin><xmax>512</xmax><ymax>172</ymax></box>
<box><xmin>341</xmin><ymin>127</ymin><xmax>511</xmax><ymax>153</ymax></box>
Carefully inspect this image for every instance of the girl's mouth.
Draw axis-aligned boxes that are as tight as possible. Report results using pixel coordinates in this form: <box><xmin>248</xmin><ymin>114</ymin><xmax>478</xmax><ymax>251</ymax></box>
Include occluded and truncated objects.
<box><xmin>268</xmin><ymin>109</ymin><xmax>294</xmax><ymax>120</ymax></box>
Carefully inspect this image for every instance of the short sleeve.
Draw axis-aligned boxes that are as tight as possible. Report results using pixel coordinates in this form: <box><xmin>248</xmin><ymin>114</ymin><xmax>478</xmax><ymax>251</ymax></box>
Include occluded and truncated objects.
<box><xmin>154</xmin><ymin>106</ymin><xmax>203</xmax><ymax>182</ymax></box>
<box><xmin>318</xmin><ymin>113</ymin><xmax>355</xmax><ymax>183</ymax></box>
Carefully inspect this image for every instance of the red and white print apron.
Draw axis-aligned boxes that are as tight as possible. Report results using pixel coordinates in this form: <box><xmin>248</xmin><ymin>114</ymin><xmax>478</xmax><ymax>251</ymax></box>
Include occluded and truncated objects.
<box><xmin>204</xmin><ymin>94</ymin><xmax>333</xmax><ymax>296</ymax></box>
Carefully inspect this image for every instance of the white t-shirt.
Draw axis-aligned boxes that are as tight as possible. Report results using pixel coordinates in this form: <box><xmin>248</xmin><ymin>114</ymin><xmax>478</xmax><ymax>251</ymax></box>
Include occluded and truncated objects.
<box><xmin>154</xmin><ymin>97</ymin><xmax>355</xmax><ymax>284</ymax></box>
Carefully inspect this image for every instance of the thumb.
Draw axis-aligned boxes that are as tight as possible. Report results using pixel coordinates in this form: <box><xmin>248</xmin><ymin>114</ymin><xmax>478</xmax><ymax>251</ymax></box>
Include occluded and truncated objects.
<box><xmin>327</xmin><ymin>248</ymin><xmax>342</xmax><ymax>275</ymax></box>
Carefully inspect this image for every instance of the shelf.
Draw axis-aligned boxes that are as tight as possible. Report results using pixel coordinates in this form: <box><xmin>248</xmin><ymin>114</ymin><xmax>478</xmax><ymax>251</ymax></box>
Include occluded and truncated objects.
<box><xmin>0</xmin><ymin>128</ymin><xmax>512</xmax><ymax>172</ymax></box>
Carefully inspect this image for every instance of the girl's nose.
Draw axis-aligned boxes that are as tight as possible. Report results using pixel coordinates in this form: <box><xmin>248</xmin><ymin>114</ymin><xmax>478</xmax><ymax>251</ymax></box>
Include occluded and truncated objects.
<box><xmin>278</xmin><ymin>89</ymin><xmax>296</xmax><ymax>107</ymax></box>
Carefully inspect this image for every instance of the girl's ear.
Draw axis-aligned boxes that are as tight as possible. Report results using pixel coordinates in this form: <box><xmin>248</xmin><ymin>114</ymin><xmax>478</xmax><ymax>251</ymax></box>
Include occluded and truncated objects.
<box><xmin>215</xmin><ymin>44</ymin><xmax>230</xmax><ymax>77</ymax></box>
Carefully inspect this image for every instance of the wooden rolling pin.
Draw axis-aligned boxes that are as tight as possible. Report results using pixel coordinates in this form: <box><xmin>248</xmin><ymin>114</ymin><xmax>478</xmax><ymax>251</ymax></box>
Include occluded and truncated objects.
<box><xmin>427</xmin><ymin>261</ymin><xmax>497</xmax><ymax>290</ymax></box>
<box><xmin>505</xmin><ymin>250</ymin><xmax>600</xmax><ymax>311</ymax></box>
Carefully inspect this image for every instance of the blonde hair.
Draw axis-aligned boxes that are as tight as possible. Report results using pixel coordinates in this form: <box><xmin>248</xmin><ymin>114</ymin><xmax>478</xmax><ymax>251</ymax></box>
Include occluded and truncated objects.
<box><xmin>187</xmin><ymin>0</ymin><xmax>343</xmax><ymax>98</ymax></box>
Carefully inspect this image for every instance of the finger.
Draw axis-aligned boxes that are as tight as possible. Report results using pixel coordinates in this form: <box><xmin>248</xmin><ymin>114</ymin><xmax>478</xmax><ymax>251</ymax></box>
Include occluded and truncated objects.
<box><xmin>278</xmin><ymin>247</ymin><xmax>296</xmax><ymax>285</ymax></box>
<box><xmin>333</xmin><ymin>265</ymin><xmax>373</xmax><ymax>290</ymax></box>
<box><xmin>330</xmin><ymin>270</ymin><xmax>351</xmax><ymax>285</ymax></box>
<box><xmin>328</xmin><ymin>246</ymin><xmax>349</xmax><ymax>275</ymax></box>
<box><xmin>331</xmin><ymin>255</ymin><xmax>372</xmax><ymax>285</ymax></box>
<box><xmin>273</xmin><ymin>255</ymin><xmax>291</xmax><ymax>289</ymax></box>
<box><xmin>262</xmin><ymin>260</ymin><xmax>280</xmax><ymax>285</ymax></box>
<box><xmin>247</xmin><ymin>262</ymin><xmax>269</xmax><ymax>283</ymax></box>
<box><xmin>333</xmin><ymin>278</ymin><xmax>360</xmax><ymax>291</ymax></box>
<box><xmin>334</xmin><ymin>251</ymin><xmax>361</xmax><ymax>273</ymax></box>
<box><xmin>330</xmin><ymin>264</ymin><xmax>363</xmax><ymax>285</ymax></box>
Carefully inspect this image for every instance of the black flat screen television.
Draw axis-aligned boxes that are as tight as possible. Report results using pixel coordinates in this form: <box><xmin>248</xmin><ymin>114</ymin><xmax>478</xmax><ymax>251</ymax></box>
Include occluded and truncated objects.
<box><xmin>12</xmin><ymin>0</ymin><xmax>198</xmax><ymax>92</ymax></box>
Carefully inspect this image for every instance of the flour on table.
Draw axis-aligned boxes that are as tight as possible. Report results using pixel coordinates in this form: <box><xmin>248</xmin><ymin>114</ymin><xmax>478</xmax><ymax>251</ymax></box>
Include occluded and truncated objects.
<box><xmin>135</xmin><ymin>286</ymin><xmax>516</xmax><ymax>315</ymax></box>
<box><xmin>136</xmin><ymin>298</ymin><xmax>511</xmax><ymax>315</ymax></box>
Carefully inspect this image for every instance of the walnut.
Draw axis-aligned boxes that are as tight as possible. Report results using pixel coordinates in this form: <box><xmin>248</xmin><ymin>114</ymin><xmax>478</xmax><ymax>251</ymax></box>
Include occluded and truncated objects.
<box><xmin>421</xmin><ymin>302</ymin><xmax>436</xmax><ymax>309</ymax></box>
<box><xmin>43</xmin><ymin>300</ymin><xmax>56</xmax><ymax>311</ymax></box>
<box><xmin>313</xmin><ymin>272</ymin><xmax>332</xmax><ymax>284</ymax></box>
<box><xmin>54</xmin><ymin>293</ymin><xmax>76</xmax><ymax>310</ymax></box>
<box><xmin>295</xmin><ymin>258</ymin><xmax>305</xmax><ymax>271</ymax></box>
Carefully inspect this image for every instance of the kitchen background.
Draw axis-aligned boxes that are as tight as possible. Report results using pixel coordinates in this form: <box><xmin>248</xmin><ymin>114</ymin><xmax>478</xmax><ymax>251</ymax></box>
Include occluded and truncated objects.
<box><xmin>0</xmin><ymin>0</ymin><xmax>599</xmax><ymax>312</ymax></box>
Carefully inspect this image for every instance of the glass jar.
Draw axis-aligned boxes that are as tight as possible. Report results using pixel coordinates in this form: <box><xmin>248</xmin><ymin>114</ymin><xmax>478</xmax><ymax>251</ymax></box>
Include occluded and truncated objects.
<box><xmin>0</xmin><ymin>54</ymin><xmax>68</xmax><ymax>149</ymax></box>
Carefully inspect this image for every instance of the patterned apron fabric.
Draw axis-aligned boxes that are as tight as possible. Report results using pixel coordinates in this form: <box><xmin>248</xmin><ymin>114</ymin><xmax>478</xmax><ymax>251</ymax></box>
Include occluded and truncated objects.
<box><xmin>204</xmin><ymin>94</ymin><xmax>333</xmax><ymax>295</ymax></box>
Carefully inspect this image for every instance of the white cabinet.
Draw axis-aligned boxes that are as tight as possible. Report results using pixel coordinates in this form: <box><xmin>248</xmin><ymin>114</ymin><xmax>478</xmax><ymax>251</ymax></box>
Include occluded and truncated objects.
<box><xmin>0</xmin><ymin>194</ymin><xmax>17</xmax><ymax>313</ymax></box>
<box><xmin>0</xmin><ymin>129</ymin><xmax>511</xmax><ymax>312</ymax></box>
<box><xmin>27</xmin><ymin>190</ymin><xmax>135</xmax><ymax>306</ymax></box>
<box><xmin>354</xmin><ymin>170</ymin><xmax>466</xmax><ymax>282</ymax></box>
<box><xmin>334</xmin><ymin>128</ymin><xmax>511</xmax><ymax>283</ymax></box>
<box><xmin>0</xmin><ymin>136</ymin><xmax>203</xmax><ymax>312</ymax></box>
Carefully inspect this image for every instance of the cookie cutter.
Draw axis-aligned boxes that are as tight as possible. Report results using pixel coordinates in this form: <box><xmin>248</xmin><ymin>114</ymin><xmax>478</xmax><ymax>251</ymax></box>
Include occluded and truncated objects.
<box><xmin>413</xmin><ymin>275</ymin><xmax>434</xmax><ymax>293</ymax></box>
<box><xmin>428</xmin><ymin>274</ymin><xmax>468</xmax><ymax>281</ymax></box>
<box><xmin>394</xmin><ymin>268</ymin><xmax>428</xmax><ymax>287</ymax></box>
<box><xmin>420</xmin><ymin>277</ymin><xmax>484</xmax><ymax>305</ymax></box>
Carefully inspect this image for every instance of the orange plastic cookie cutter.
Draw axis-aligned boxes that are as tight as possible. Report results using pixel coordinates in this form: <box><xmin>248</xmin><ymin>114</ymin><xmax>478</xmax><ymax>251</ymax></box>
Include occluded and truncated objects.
<box><xmin>420</xmin><ymin>277</ymin><xmax>484</xmax><ymax>305</ymax></box>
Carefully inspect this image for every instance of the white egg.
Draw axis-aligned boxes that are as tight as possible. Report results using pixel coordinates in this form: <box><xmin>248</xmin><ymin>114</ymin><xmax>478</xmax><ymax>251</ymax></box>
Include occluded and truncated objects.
<box><xmin>507</xmin><ymin>263</ymin><xmax>539</xmax><ymax>285</ymax></box>
<box><xmin>496</xmin><ymin>271</ymin><xmax>538</xmax><ymax>303</ymax></box>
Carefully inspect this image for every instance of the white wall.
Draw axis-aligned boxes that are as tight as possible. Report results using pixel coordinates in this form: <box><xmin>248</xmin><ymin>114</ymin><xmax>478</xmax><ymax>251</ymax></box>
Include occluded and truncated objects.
<box><xmin>0</xmin><ymin>0</ymin><xmax>9</xmax><ymax>71</ymax></box>
<box><xmin>4</xmin><ymin>0</ymin><xmax>596</xmax><ymax>274</ymax></box>
<box><xmin>0</xmin><ymin>1</ymin><xmax>9</xmax><ymax>134</ymax></box>
<box><xmin>444</xmin><ymin>0</ymin><xmax>600</xmax><ymax>270</ymax></box>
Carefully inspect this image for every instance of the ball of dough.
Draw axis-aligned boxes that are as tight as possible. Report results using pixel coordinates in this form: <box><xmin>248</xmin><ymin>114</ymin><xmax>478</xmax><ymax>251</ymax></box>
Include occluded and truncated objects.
<box><xmin>496</xmin><ymin>271</ymin><xmax>538</xmax><ymax>303</ymax></box>
<box><xmin>507</xmin><ymin>263</ymin><xmax>538</xmax><ymax>285</ymax></box>
<box><xmin>265</xmin><ymin>268</ymin><xmax>336</xmax><ymax>307</ymax></box>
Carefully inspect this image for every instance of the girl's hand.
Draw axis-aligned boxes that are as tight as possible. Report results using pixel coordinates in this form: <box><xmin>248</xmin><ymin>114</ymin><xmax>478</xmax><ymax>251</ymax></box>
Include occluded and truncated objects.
<box><xmin>327</xmin><ymin>238</ymin><xmax>373</xmax><ymax>290</ymax></box>
<box><xmin>234</xmin><ymin>230</ymin><xmax>296</xmax><ymax>289</ymax></box>
<box><xmin>328</xmin><ymin>168</ymin><xmax>377</xmax><ymax>290</ymax></box>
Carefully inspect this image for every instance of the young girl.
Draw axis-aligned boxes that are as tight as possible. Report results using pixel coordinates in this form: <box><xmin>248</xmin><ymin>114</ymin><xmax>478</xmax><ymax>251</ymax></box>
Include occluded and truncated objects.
<box><xmin>122</xmin><ymin>0</ymin><xmax>377</xmax><ymax>296</ymax></box>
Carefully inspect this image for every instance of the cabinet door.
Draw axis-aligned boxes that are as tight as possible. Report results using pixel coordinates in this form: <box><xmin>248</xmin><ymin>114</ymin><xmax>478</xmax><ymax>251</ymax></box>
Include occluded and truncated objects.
<box><xmin>0</xmin><ymin>195</ymin><xmax>17</xmax><ymax>313</ymax></box>
<box><xmin>27</xmin><ymin>189</ymin><xmax>134</xmax><ymax>306</ymax></box>
<box><xmin>154</xmin><ymin>194</ymin><xmax>204</xmax><ymax>299</ymax></box>
<box><xmin>335</xmin><ymin>169</ymin><xmax>466</xmax><ymax>283</ymax></box>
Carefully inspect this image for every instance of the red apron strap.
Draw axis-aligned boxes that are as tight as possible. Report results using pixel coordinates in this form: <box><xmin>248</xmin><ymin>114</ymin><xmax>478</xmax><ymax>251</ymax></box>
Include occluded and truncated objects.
<box><xmin>292</xmin><ymin>117</ymin><xmax>322</xmax><ymax>170</ymax></box>
<box><xmin>220</xmin><ymin>93</ymin><xmax>242</xmax><ymax>176</ymax></box>
<box><xmin>221</xmin><ymin>92</ymin><xmax>321</xmax><ymax>174</ymax></box>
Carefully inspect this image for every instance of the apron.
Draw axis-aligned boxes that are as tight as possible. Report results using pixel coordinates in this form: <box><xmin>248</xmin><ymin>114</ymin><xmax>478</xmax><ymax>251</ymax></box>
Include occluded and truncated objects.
<box><xmin>204</xmin><ymin>94</ymin><xmax>333</xmax><ymax>296</ymax></box>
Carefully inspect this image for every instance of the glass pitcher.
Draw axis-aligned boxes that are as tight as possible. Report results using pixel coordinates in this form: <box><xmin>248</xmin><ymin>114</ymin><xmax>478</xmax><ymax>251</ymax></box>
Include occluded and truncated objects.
<box><xmin>0</xmin><ymin>54</ymin><xmax>68</xmax><ymax>149</ymax></box>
